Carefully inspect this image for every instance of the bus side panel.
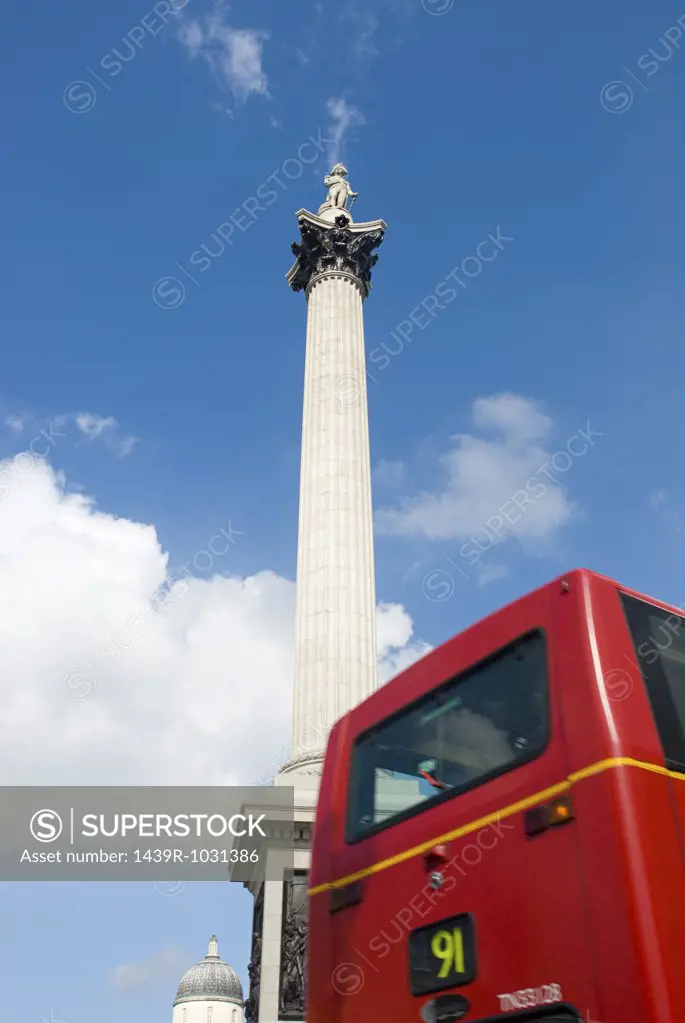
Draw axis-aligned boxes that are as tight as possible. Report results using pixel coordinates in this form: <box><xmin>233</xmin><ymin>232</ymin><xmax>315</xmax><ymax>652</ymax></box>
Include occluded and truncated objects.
<box><xmin>552</xmin><ymin>575</ymin><xmax>648</xmax><ymax>1021</ymax></box>
<box><xmin>310</xmin><ymin>717</ymin><xmax>345</xmax><ymax>890</ymax></box>
<box><xmin>662</xmin><ymin>765</ymin><xmax>685</xmax><ymax>1012</ymax></box>
<box><xmin>324</xmin><ymin>582</ymin><xmax>598</xmax><ymax>1022</ymax></box>
<box><xmin>573</xmin><ymin>575</ymin><xmax>685</xmax><ymax>1022</ymax></box>
<box><xmin>614</xmin><ymin>768</ymin><xmax>685</xmax><ymax>1021</ymax></box>
<box><xmin>308</xmin><ymin>717</ymin><xmax>346</xmax><ymax>1022</ymax></box>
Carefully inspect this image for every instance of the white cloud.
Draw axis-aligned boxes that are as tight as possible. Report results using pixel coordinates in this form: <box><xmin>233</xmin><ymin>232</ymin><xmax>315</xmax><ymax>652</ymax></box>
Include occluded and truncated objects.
<box><xmin>476</xmin><ymin>562</ymin><xmax>509</xmax><ymax>586</ymax></box>
<box><xmin>75</xmin><ymin>412</ymin><xmax>138</xmax><ymax>458</ymax></box>
<box><xmin>650</xmin><ymin>489</ymin><xmax>666</xmax><ymax>509</ymax></box>
<box><xmin>373</xmin><ymin>459</ymin><xmax>406</xmax><ymax>489</ymax></box>
<box><xmin>4</xmin><ymin>415</ymin><xmax>26</xmax><ymax>434</ymax></box>
<box><xmin>179</xmin><ymin>18</ymin><xmax>204</xmax><ymax>55</ymax></box>
<box><xmin>339</xmin><ymin>0</ymin><xmax>415</xmax><ymax>59</ymax></box>
<box><xmin>75</xmin><ymin>412</ymin><xmax>116</xmax><ymax>439</ymax></box>
<box><xmin>2</xmin><ymin>410</ymin><xmax>136</xmax><ymax>460</ymax></box>
<box><xmin>325</xmin><ymin>96</ymin><xmax>366</xmax><ymax>166</ymax></box>
<box><xmin>377</xmin><ymin>602</ymin><xmax>432</xmax><ymax>679</ymax></box>
<box><xmin>0</xmin><ymin>458</ymin><xmax>425</xmax><ymax>785</ymax></box>
<box><xmin>212</xmin><ymin>101</ymin><xmax>235</xmax><ymax>118</ymax></box>
<box><xmin>345</xmin><ymin>9</ymin><xmax>379</xmax><ymax>58</ymax></box>
<box><xmin>110</xmin><ymin>945</ymin><xmax>186</xmax><ymax>994</ymax></box>
<box><xmin>178</xmin><ymin>6</ymin><xmax>269</xmax><ymax>104</ymax></box>
<box><xmin>376</xmin><ymin>394</ymin><xmax>581</xmax><ymax>552</ymax></box>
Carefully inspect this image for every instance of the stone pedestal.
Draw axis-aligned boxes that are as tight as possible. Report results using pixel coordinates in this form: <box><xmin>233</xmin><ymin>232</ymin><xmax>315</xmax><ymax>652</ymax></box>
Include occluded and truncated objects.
<box><xmin>315</xmin><ymin>204</ymin><xmax>352</xmax><ymax>224</ymax></box>
<box><xmin>241</xmin><ymin>782</ymin><xmax>316</xmax><ymax>1023</ymax></box>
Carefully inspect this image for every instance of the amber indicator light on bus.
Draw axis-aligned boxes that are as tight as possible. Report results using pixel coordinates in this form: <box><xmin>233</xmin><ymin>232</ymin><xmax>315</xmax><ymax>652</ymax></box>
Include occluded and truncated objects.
<box><xmin>524</xmin><ymin>795</ymin><xmax>574</xmax><ymax>836</ymax></box>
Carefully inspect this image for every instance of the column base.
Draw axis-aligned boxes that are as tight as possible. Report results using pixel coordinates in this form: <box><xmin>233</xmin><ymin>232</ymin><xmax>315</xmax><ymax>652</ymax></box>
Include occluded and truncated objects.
<box><xmin>240</xmin><ymin>787</ymin><xmax>314</xmax><ymax>1023</ymax></box>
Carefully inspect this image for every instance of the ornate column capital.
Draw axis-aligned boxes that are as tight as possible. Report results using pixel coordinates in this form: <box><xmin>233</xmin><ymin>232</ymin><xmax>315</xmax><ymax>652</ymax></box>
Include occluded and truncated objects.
<box><xmin>286</xmin><ymin>209</ymin><xmax>386</xmax><ymax>299</ymax></box>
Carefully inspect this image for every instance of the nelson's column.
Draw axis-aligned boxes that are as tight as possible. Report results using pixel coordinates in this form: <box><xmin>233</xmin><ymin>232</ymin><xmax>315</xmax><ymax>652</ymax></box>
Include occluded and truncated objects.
<box><xmin>241</xmin><ymin>165</ymin><xmax>386</xmax><ymax>1023</ymax></box>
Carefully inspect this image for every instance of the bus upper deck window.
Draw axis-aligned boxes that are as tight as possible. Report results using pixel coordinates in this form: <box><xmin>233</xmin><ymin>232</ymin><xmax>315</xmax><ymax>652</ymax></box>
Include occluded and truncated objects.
<box><xmin>347</xmin><ymin>631</ymin><xmax>549</xmax><ymax>841</ymax></box>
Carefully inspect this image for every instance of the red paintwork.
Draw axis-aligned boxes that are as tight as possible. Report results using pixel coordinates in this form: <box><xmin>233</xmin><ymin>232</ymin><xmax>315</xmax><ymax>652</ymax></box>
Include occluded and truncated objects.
<box><xmin>308</xmin><ymin>569</ymin><xmax>685</xmax><ymax>1022</ymax></box>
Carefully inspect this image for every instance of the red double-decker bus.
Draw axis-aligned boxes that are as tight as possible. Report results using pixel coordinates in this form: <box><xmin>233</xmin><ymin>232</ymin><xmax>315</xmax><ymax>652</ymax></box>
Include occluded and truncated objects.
<box><xmin>308</xmin><ymin>569</ymin><xmax>685</xmax><ymax>1023</ymax></box>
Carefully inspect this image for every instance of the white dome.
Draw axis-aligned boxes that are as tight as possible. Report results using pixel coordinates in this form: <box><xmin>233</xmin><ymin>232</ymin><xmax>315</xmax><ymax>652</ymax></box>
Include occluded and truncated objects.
<box><xmin>173</xmin><ymin>937</ymin><xmax>243</xmax><ymax>1007</ymax></box>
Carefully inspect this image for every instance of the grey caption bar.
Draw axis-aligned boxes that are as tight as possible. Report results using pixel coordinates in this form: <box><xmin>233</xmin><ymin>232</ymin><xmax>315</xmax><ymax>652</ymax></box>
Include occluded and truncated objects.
<box><xmin>1</xmin><ymin>786</ymin><xmax>295</xmax><ymax>881</ymax></box>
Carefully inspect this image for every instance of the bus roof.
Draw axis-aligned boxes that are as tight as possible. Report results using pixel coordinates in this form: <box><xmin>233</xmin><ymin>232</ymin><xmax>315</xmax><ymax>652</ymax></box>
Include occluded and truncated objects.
<box><xmin>338</xmin><ymin>568</ymin><xmax>682</xmax><ymax>732</ymax></box>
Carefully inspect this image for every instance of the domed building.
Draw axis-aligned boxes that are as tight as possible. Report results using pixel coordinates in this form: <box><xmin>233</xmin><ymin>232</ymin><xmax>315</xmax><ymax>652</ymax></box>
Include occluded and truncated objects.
<box><xmin>172</xmin><ymin>936</ymin><xmax>244</xmax><ymax>1023</ymax></box>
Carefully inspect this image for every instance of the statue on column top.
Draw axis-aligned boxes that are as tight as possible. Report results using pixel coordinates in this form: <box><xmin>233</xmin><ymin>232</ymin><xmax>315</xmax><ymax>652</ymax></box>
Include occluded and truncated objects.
<box><xmin>320</xmin><ymin>163</ymin><xmax>358</xmax><ymax>212</ymax></box>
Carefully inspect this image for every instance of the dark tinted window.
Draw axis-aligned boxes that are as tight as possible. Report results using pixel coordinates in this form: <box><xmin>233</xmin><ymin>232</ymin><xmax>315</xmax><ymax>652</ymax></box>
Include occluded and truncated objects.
<box><xmin>348</xmin><ymin>631</ymin><xmax>548</xmax><ymax>840</ymax></box>
<box><xmin>620</xmin><ymin>593</ymin><xmax>685</xmax><ymax>770</ymax></box>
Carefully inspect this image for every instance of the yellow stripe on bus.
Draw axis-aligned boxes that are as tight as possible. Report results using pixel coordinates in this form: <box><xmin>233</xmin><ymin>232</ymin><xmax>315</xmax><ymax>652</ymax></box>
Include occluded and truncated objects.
<box><xmin>307</xmin><ymin>756</ymin><xmax>685</xmax><ymax>895</ymax></box>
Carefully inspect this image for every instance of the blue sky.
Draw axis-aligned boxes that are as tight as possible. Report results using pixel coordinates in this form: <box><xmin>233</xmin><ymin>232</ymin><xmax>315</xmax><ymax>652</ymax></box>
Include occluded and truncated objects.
<box><xmin>2</xmin><ymin>0</ymin><xmax>685</xmax><ymax>1019</ymax></box>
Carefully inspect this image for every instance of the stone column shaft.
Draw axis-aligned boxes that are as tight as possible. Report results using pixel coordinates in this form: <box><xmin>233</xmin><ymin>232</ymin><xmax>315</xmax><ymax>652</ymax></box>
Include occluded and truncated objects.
<box><xmin>291</xmin><ymin>269</ymin><xmax>378</xmax><ymax>754</ymax></box>
<box><xmin>281</xmin><ymin>207</ymin><xmax>386</xmax><ymax>773</ymax></box>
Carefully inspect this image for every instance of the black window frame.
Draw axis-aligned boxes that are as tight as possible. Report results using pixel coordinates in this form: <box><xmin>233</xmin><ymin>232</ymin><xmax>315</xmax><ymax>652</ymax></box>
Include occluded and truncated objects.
<box><xmin>619</xmin><ymin>592</ymin><xmax>685</xmax><ymax>772</ymax></box>
<box><xmin>346</xmin><ymin>629</ymin><xmax>550</xmax><ymax>843</ymax></box>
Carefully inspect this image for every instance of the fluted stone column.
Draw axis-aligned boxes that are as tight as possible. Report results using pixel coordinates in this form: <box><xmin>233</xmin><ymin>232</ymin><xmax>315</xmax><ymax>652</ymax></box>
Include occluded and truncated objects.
<box><xmin>241</xmin><ymin>191</ymin><xmax>386</xmax><ymax>1023</ymax></box>
<box><xmin>280</xmin><ymin>206</ymin><xmax>386</xmax><ymax>777</ymax></box>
